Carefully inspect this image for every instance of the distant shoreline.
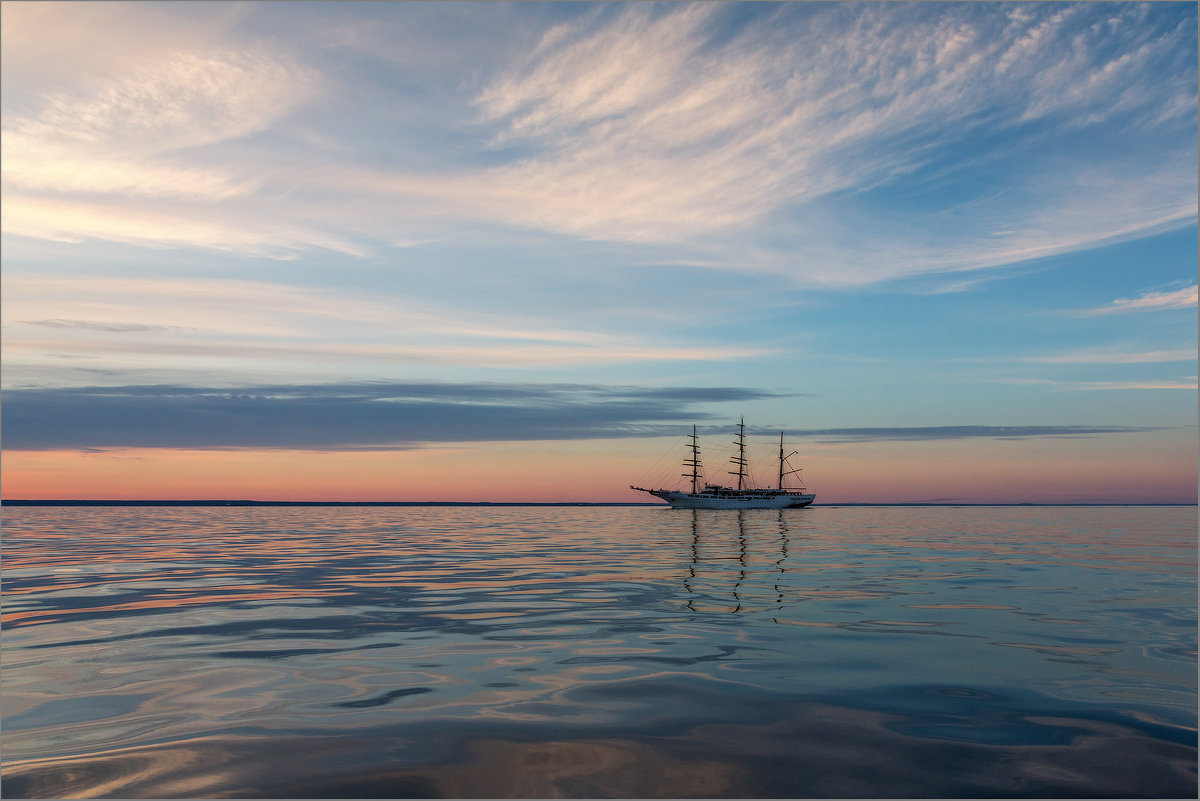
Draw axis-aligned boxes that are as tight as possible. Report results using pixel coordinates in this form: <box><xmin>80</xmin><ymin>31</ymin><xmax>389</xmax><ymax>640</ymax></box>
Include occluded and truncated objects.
<box><xmin>3</xmin><ymin>500</ymin><xmax>1195</xmax><ymax>507</ymax></box>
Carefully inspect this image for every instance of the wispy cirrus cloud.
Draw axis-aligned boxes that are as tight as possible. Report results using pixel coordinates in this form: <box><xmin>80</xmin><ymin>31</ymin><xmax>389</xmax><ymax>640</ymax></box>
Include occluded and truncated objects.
<box><xmin>458</xmin><ymin>1</ymin><xmax>1196</xmax><ymax>281</ymax></box>
<box><xmin>1077</xmin><ymin>283</ymin><xmax>1198</xmax><ymax>316</ymax></box>
<box><xmin>1</xmin><ymin>276</ymin><xmax>767</xmax><ymax>377</ymax></box>
<box><xmin>0</xmin><ymin>192</ymin><xmax>368</xmax><ymax>258</ymax></box>
<box><xmin>1023</xmin><ymin>348</ymin><xmax>1197</xmax><ymax>365</ymax></box>
<box><xmin>278</xmin><ymin>1</ymin><xmax>1196</xmax><ymax>285</ymax></box>
<box><xmin>4</xmin><ymin>336</ymin><xmax>770</xmax><ymax>372</ymax></box>
<box><xmin>1004</xmin><ymin>377</ymin><xmax>1198</xmax><ymax>391</ymax></box>
<box><xmin>4</xmin><ymin>2</ymin><xmax>1191</xmax><ymax>283</ymax></box>
<box><xmin>1073</xmin><ymin>379</ymin><xmax>1198</xmax><ymax>391</ymax></box>
<box><xmin>0</xmin><ymin>2</ymin><xmax>330</xmax><ymax>255</ymax></box>
<box><xmin>25</xmin><ymin>320</ymin><xmax>187</xmax><ymax>335</ymax></box>
<box><xmin>2</xmin><ymin>45</ymin><xmax>314</xmax><ymax>199</ymax></box>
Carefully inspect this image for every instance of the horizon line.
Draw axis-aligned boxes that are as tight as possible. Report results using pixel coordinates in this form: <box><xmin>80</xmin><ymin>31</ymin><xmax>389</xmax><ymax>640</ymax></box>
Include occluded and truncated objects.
<box><xmin>4</xmin><ymin>500</ymin><xmax>1196</xmax><ymax>508</ymax></box>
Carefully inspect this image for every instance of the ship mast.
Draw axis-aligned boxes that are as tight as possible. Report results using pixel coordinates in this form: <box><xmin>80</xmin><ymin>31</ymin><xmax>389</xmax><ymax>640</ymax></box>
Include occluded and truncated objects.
<box><xmin>779</xmin><ymin>431</ymin><xmax>785</xmax><ymax>490</ymax></box>
<box><xmin>682</xmin><ymin>425</ymin><xmax>702</xmax><ymax>493</ymax></box>
<box><xmin>729</xmin><ymin>417</ymin><xmax>748</xmax><ymax>490</ymax></box>
<box><xmin>778</xmin><ymin>431</ymin><xmax>800</xmax><ymax>491</ymax></box>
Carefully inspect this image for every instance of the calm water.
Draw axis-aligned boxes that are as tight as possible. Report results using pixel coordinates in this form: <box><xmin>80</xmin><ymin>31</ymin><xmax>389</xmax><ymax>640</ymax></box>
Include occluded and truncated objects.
<box><xmin>2</xmin><ymin>505</ymin><xmax>1195</xmax><ymax>798</ymax></box>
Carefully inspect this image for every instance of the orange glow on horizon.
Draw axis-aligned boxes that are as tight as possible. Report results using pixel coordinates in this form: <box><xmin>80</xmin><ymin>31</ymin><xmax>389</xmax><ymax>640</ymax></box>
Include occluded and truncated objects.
<box><xmin>2</xmin><ymin>433</ymin><xmax>1196</xmax><ymax>505</ymax></box>
<box><xmin>1</xmin><ymin>442</ymin><xmax>644</xmax><ymax>504</ymax></box>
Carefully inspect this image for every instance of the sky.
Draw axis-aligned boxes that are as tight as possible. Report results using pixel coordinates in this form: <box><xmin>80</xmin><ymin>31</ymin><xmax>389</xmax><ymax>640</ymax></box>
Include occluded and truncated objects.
<box><xmin>2</xmin><ymin>0</ymin><xmax>1196</xmax><ymax>504</ymax></box>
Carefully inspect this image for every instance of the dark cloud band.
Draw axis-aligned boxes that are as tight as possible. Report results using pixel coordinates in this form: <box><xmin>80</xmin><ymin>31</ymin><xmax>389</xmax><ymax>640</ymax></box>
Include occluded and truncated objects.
<box><xmin>1</xmin><ymin>382</ymin><xmax>1154</xmax><ymax>451</ymax></box>
<box><xmin>785</xmin><ymin>426</ymin><xmax>1156</xmax><ymax>443</ymax></box>
<box><xmin>0</xmin><ymin>382</ymin><xmax>776</xmax><ymax>451</ymax></box>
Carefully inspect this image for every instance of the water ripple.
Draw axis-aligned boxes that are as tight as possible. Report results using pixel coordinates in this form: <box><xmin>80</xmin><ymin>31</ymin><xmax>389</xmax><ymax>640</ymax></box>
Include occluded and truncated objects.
<box><xmin>2</xmin><ymin>505</ymin><xmax>1195</xmax><ymax>797</ymax></box>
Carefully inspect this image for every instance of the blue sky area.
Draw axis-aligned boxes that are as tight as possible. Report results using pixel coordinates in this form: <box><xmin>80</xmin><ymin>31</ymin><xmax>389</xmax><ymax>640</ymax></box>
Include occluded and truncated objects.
<box><xmin>2</xmin><ymin>1</ymin><xmax>1196</xmax><ymax>502</ymax></box>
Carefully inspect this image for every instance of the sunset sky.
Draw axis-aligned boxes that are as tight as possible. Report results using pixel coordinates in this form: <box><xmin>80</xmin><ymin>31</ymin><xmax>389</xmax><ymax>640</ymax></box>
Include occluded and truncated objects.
<box><xmin>2</xmin><ymin>0</ymin><xmax>1196</xmax><ymax>503</ymax></box>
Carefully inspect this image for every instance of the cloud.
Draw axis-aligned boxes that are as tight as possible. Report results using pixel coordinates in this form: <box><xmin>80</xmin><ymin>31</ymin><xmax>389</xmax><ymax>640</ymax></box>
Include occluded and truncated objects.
<box><xmin>1003</xmin><ymin>378</ymin><xmax>1198</xmax><ymax>391</ymax></box>
<box><xmin>2</xmin><ymin>48</ymin><xmax>315</xmax><ymax>199</ymax></box>
<box><xmin>5</xmin><ymin>336</ymin><xmax>771</xmax><ymax>371</ymax></box>
<box><xmin>1</xmin><ymin>3</ymin><xmax>325</xmax><ymax>254</ymax></box>
<box><xmin>2</xmin><ymin>383</ymin><xmax>1160</xmax><ymax>451</ymax></box>
<box><xmin>0</xmin><ymin>192</ymin><xmax>368</xmax><ymax>258</ymax></box>
<box><xmin>460</xmin><ymin>0</ymin><xmax>1197</xmax><ymax>269</ymax></box>
<box><xmin>781</xmin><ymin>425</ymin><xmax>1158</xmax><ymax>443</ymax></box>
<box><xmin>1</xmin><ymin>1</ymin><xmax>1194</xmax><ymax>283</ymax></box>
<box><xmin>24</xmin><ymin>319</ymin><xmax>185</xmax><ymax>334</ymax></box>
<box><xmin>1</xmin><ymin>276</ymin><xmax>769</xmax><ymax>373</ymax></box>
<box><xmin>1024</xmin><ymin>348</ymin><xmax>1197</xmax><ymax>365</ymax></box>
<box><xmin>0</xmin><ymin>382</ymin><xmax>780</xmax><ymax>451</ymax></box>
<box><xmin>0</xmin><ymin>2</ymin><xmax>254</xmax><ymax>94</ymax></box>
<box><xmin>1078</xmin><ymin>284</ymin><xmax>1198</xmax><ymax>316</ymax></box>
<box><xmin>1070</xmin><ymin>379</ymin><xmax>1198</xmax><ymax>391</ymax></box>
<box><xmin>2</xmin><ymin>276</ymin><xmax>393</xmax><ymax>339</ymax></box>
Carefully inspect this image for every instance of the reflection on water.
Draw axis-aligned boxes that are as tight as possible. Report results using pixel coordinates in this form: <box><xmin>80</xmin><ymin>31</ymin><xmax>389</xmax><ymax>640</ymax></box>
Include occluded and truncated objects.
<box><xmin>682</xmin><ymin>509</ymin><xmax>796</xmax><ymax>615</ymax></box>
<box><xmin>2</xmin><ymin>505</ymin><xmax>1196</xmax><ymax>797</ymax></box>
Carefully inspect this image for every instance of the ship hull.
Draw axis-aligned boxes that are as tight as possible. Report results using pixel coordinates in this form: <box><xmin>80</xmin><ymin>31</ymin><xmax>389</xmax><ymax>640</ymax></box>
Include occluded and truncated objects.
<box><xmin>644</xmin><ymin>489</ymin><xmax>815</xmax><ymax>509</ymax></box>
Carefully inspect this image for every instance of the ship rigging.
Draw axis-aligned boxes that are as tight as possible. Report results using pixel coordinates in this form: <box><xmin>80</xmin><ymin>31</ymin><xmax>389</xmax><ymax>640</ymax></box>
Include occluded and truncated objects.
<box><xmin>632</xmin><ymin>418</ymin><xmax>815</xmax><ymax>509</ymax></box>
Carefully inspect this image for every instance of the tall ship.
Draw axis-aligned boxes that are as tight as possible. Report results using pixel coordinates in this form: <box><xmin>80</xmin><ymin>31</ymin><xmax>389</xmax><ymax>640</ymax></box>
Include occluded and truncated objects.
<box><xmin>631</xmin><ymin>418</ymin><xmax>815</xmax><ymax>509</ymax></box>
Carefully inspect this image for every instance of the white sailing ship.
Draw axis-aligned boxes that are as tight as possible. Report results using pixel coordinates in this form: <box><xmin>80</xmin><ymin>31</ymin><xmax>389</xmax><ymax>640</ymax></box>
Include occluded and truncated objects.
<box><xmin>631</xmin><ymin>418</ymin><xmax>815</xmax><ymax>509</ymax></box>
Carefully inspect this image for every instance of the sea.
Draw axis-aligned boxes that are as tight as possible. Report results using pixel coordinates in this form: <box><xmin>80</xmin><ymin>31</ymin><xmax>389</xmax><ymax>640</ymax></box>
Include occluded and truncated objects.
<box><xmin>1</xmin><ymin>504</ymin><xmax>1195</xmax><ymax>798</ymax></box>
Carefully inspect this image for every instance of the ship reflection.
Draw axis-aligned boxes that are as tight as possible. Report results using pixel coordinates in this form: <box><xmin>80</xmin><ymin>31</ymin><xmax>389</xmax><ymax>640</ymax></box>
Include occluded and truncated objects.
<box><xmin>681</xmin><ymin>509</ymin><xmax>802</xmax><ymax>616</ymax></box>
